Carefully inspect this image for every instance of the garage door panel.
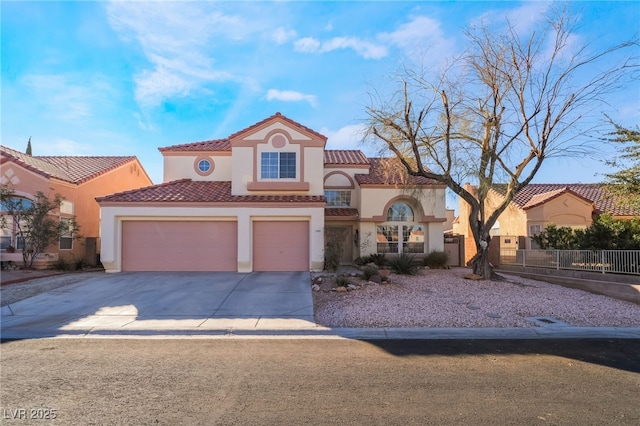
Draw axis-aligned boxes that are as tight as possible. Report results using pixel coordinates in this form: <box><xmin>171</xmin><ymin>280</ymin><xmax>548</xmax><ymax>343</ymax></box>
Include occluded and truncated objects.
<box><xmin>122</xmin><ymin>221</ymin><xmax>237</xmax><ymax>271</ymax></box>
<box><xmin>253</xmin><ymin>221</ymin><xmax>309</xmax><ymax>272</ymax></box>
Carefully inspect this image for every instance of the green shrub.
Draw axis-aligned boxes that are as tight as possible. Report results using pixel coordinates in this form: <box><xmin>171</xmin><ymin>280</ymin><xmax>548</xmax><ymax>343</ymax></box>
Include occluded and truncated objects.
<box><xmin>369</xmin><ymin>253</ymin><xmax>387</xmax><ymax>267</ymax></box>
<box><xmin>388</xmin><ymin>253</ymin><xmax>418</xmax><ymax>275</ymax></box>
<box><xmin>424</xmin><ymin>251</ymin><xmax>449</xmax><ymax>269</ymax></box>
<box><xmin>354</xmin><ymin>255</ymin><xmax>372</xmax><ymax>266</ymax></box>
<box><xmin>334</xmin><ymin>275</ymin><xmax>351</xmax><ymax>287</ymax></box>
<box><xmin>324</xmin><ymin>235</ymin><xmax>344</xmax><ymax>271</ymax></box>
<box><xmin>52</xmin><ymin>256</ymin><xmax>73</xmax><ymax>271</ymax></box>
<box><xmin>362</xmin><ymin>265</ymin><xmax>379</xmax><ymax>280</ymax></box>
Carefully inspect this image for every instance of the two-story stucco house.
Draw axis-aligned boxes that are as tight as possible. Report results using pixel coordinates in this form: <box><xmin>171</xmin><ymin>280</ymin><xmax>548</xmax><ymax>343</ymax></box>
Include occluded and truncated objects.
<box><xmin>1</xmin><ymin>145</ymin><xmax>153</xmax><ymax>268</ymax></box>
<box><xmin>96</xmin><ymin>113</ymin><xmax>447</xmax><ymax>273</ymax></box>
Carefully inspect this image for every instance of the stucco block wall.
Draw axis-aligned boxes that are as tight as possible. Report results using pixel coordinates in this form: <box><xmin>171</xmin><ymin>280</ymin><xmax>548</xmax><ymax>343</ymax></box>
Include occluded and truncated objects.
<box><xmin>164</xmin><ymin>154</ymin><xmax>231</xmax><ymax>182</ymax></box>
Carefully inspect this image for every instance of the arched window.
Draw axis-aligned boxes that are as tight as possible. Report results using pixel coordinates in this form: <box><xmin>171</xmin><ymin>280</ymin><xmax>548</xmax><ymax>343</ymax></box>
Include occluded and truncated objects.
<box><xmin>377</xmin><ymin>201</ymin><xmax>425</xmax><ymax>255</ymax></box>
<box><xmin>387</xmin><ymin>202</ymin><xmax>414</xmax><ymax>221</ymax></box>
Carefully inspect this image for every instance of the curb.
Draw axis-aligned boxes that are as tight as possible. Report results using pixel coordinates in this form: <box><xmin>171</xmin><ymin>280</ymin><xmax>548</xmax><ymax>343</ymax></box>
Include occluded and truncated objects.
<box><xmin>2</xmin><ymin>326</ymin><xmax>640</xmax><ymax>341</ymax></box>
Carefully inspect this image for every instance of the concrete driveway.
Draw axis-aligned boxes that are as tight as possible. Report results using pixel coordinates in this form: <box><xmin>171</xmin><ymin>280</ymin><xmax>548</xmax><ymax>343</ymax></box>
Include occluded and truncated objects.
<box><xmin>1</xmin><ymin>272</ymin><xmax>317</xmax><ymax>338</ymax></box>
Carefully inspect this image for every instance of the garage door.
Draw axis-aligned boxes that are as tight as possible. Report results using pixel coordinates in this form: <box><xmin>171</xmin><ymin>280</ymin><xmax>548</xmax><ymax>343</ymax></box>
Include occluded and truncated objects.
<box><xmin>122</xmin><ymin>221</ymin><xmax>237</xmax><ymax>271</ymax></box>
<box><xmin>253</xmin><ymin>221</ymin><xmax>309</xmax><ymax>271</ymax></box>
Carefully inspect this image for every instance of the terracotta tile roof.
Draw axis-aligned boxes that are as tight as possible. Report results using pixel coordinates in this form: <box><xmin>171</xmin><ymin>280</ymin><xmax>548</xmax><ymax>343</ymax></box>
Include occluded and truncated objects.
<box><xmin>324</xmin><ymin>150</ymin><xmax>370</xmax><ymax>165</ymax></box>
<box><xmin>158</xmin><ymin>139</ymin><xmax>231</xmax><ymax>152</ymax></box>
<box><xmin>325</xmin><ymin>208</ymin><xmax>359</xmax><ymax>217</ymax></box>
<box><xmin>493</xmin><ymin>183</ymin><xmax>640</xmax><ymax>216</ymax></box>
<box><xmin>1</xmin><ymin>145</ymin><xmax>138</xmax><ymax>184</ymax></box>
<box><xmin>355</xmin><ymin>158</ymin><xmax>441</xmax><ymax>186</ymax></box>
<box><xmin>96</xmin><ymin>179</ymin><xmax>326</xmax><ymax>204</ymax></box>
<box><xmin>229</xmin><ymin>112</ymin><xmax>328</xmax><ymax>141</ymax></box>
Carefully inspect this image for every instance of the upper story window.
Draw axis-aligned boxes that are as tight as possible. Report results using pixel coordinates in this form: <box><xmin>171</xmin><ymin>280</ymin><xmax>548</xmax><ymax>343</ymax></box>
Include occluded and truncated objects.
<box><xmin>325</xmin><ymin>190</ymin><xmax>351</xmax><ymax>207</ymax></box>
<box><xmin>387</xmin><ymin>202</ymin><xmax>414</xmax><ymax>221</ymax></box>
<box><xmin>261</xmin><ymin>152</ymin><xmax>296</xmax><ymax>179</ymax></box>
<box><xmin>197</xmin><ymin>159</ymin><xmax>211</xmax><ymax>173</ymax></box>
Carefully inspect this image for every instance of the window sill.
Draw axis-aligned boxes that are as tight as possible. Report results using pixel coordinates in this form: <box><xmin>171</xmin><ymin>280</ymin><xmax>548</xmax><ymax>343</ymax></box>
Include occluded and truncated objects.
<box><xmin>248</xmin><ymin>181</ymin><xmax>310</xmax><ymax>191</ymax></box>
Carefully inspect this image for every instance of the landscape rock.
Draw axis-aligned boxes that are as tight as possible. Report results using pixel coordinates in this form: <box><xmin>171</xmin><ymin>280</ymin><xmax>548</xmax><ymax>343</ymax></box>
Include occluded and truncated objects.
<box><xmin>336</xmin><ymin>286</ymin><xmax>348</xmax><ymax>292</ymax></box>
<box><xmin>369</xmin><ymin>275</ymin><xmax>382</xmax><ymax>284</ymax></box>
<box><xmin>464</xmin><ymin>274</ymin><xmax>483</xmax><ymax>281</ymax></box>
<box><xmin>312</xmin><ymin>284</ymin><xmax>321</xmax><ymax>292</ymax></box>
<box><xmin>347</xmin><ymin>284</ymin><xmax>358</xmax><ymax>290</ymax></box>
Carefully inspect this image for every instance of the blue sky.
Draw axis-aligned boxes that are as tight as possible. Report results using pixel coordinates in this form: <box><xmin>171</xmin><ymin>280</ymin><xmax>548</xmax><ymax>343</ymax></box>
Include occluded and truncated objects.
<box><xmin>2</xmin><ymin>1</ymin><xmax>639</xmax><ymax>206</ymax></box>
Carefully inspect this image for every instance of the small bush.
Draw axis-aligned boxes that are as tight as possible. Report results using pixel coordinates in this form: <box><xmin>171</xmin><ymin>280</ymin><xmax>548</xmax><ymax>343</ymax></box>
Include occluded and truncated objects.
<box><xmin>324</xmin><ymin>237</ymin><xmax>343</xmax><ymax>272</ymax></box>
<box><xmin>388</xmin><ymin>253</ymin><xmax>418</xmax><ymax>275</ymax></box>
<box><xmin>334</xmin><ymin>275</ymin><xmax>351</xmax><ymax>287</ymax></box>
<box><xmin>52</xmin><ymin>256</ymin><xmax>73</xmax><ymax>271</ymax></box>
<box><xmin>424</xmin><ymin>251</ymin><xmax>449</xmax><ymax>269</ymax></box>
<box><xmin>370</xmin><ymin>253</ymin><xmax>387</xmax><ymax>267</ymax></box>
<box><xmin>362</xmin><ymin>265</ymin><xmax>379</xmax><ymax>280</ymax></box>
<box><xmin>354</xmin><ymin>255</ymin><xmax>372</xmax><ymax>266</ymax></box>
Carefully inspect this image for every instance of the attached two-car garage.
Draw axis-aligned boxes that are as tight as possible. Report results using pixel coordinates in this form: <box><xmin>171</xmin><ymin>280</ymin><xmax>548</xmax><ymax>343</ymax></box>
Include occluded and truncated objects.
<box><xmin>122</xmin><ymin>221</ymin><xmax>238</xmax><ymax>272</ymax></box>
<box><xmin>120</xmin><ymin>220</ymin><xmax>310</xmax><ymax>272</ymax></box>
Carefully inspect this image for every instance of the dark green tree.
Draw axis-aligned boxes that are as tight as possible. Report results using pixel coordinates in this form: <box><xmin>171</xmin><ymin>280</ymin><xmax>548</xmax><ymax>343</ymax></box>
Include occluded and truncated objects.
<box><xmin>603</xmin><ymin>120</ymin><xmax>640</xmax><ymax>210</ymax></box>
<box><xmin>26</xmin><ymin>137</ymin><xmax>33</xmax><ymax>156</ymax></box>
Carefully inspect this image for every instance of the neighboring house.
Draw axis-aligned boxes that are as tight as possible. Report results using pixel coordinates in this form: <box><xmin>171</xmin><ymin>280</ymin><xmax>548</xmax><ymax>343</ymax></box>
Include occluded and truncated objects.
<box><xmin>96</xmin><ymin>113</ymin><xmax>447</xmax><ymax>273</ymax></box>
<box><xmin>0</xmin><ymin>145</ymin><xmax>153</xmax><ymax>268</ymax></box>
<box><xmin>455</xmin><ymin>183</ymin><xmax>640</xmax><ymax>264</ymax></box>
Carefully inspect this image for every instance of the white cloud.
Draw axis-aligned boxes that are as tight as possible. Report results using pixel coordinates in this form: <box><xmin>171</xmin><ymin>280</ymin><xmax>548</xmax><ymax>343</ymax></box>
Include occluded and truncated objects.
<box><xmin>20</xmin><ymin>74</ymin><xmax>114</xmax><ymax>122</ymax></box>
<box><xmin>295</xmin><ymin>35</ymin><xmax>387</xmax><ymax>59</ymax></box>
<box><xmin>272</xmin><ymin>27</ymin><xmax>297</xmax><ymax>44</ymax></box>
<box><xmin>321</xmin><ymin>37</ymin><xmax>388</xmax><ymax>59</ymax></box>
<box><xmin>294</xmin><ymin>37</ymin><xmax>321</xmax><ymax>53</ymax></box>
<box><xmin>106</xmin><ymin>1</ymin><xmax>246</xmax><ymax>108</ymax></box>
<box><xmin>322</xmin><ymin>123</ymin><xmax>369</xmax><ymax>150</ymax></box>
<box><xmin>266</xmin><ymin>89</ymin><xmax>317</xmax><ymax>107</ymax></box>
<box><xmin>380</xmin><ymin>16</ymin><xmax>455</xmax><ymax>65</ymax></box>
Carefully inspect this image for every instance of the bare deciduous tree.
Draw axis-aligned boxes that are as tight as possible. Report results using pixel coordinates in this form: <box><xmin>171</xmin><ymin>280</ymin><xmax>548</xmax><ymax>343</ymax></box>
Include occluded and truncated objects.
<box><xmin>367</xmin><ymin>8</ymin><xmax>638</xmax><ymax>279</ymax></box>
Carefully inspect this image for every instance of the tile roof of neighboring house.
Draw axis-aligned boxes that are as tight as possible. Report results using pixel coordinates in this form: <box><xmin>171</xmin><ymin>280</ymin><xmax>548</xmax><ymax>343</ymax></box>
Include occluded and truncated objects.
<box><xmin>324</xmin><ymin>150</ymin><xmax>370</xmax><ymax>166</ymax></box>
<box><xmin>325</xmin><ymin>208</ymin><xmax>359</xmax><ymax>218</ymax></box>
<box><xmin>355</xmin><ymin>158</ymin><xmax>442</xmax><ymax>186</ymax></box>
<box><xmin>493</xmin><ymin>183</ymin><xmax>639</xmax><ymax>216</ymax></box>
<box><xmin>1</xmin><ymin>145</ymin><xmax>139</xmax><ymax>184</ymax></box>
<box><xmin>96</xmin><ymin>179</ymin><xmax>326</xmax><ymax>204</ymax></box>
<box><xmin>159</xmin><ymin>139</ymin><xmax>231</xmax><ymax>152</ymax></box>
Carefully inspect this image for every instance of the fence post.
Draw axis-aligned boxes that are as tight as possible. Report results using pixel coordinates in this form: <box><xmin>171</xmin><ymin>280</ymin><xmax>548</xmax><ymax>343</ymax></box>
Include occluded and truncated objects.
<box><xmin>601</xmin><ymin>251</ymin><xmax>605</xmax><ymax>274</ymax></box>
<box><xmin>556</xmin><ymin>250</ymin><xmax>560</xmax><ymax>270</ymax></box>
<box><xmin>522</xmin><ymin>250</ymin><xmax>526</xmax><ymax>267</ymax></box>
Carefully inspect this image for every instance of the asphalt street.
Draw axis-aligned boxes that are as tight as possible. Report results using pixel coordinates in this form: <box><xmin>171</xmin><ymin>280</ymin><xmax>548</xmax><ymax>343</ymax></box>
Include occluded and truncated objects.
<box><xmin>1</xmin><ymin>338</ymin><xmax>639</xmax><ymax>425</ymax></box>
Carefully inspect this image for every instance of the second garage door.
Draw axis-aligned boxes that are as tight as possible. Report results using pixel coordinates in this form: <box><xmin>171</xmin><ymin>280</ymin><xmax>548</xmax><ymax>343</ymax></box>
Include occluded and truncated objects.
<box><xmin>253</xmin><ymin>221</ymin><xmax>309</xmax><ymax>271</ymax></box>
<box><xmin>122</xmin><ymin>221</ymin><xmax>237</xmax><ymax>271</ymax></box>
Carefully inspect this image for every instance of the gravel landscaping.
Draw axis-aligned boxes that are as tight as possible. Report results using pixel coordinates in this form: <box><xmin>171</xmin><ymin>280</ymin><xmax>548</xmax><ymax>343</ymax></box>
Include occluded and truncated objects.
<box><xmin>312</xmin><ymin>267</ymin><xmax>640</xmax><ymax>328</ymax></box>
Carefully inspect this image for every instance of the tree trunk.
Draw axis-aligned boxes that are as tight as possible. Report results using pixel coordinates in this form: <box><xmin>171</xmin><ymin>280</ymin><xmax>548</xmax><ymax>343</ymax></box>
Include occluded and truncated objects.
<box><xmin>471</xmin><ymin>248</ymin><xmax>493</xmax><ymax>280</ymax></box>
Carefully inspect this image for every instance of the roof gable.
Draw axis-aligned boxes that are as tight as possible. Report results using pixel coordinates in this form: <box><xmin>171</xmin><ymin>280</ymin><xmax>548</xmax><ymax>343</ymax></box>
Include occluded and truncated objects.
<box><xmin>1</xmin><ymin>145</ymin><xmax>139</xmax><ymax>184</ymax></box>
<box><xmin>229</xmin><ymin>112</ymin><xmax>327</xmax><ymax>144</ymax></box>
<box><xmin>493</xmin><ymin>183</ymin><xmax>639</xmax><ymax>216</ymax></box>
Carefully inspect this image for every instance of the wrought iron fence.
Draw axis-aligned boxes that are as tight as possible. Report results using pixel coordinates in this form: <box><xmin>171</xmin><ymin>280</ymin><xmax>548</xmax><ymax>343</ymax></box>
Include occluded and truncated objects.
<box><xmin>500</xmin><ymin>249</ymin><xmax>640</xmax><ymax>275</ymax></box>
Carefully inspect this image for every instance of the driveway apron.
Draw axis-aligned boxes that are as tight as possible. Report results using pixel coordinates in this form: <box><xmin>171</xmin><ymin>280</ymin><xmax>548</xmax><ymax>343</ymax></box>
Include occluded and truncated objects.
<box><xmin>1</xmin><ymin>272</ymin><xmax>316</xmax><ymax>338</ymax></box>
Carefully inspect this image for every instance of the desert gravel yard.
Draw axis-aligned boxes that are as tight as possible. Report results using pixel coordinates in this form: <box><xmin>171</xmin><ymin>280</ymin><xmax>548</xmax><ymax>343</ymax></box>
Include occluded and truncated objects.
<box><xmin>312</xmin><ymin>268</ymin><xmax>640</xmax><ymax>328</ymax></box>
